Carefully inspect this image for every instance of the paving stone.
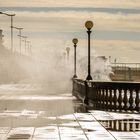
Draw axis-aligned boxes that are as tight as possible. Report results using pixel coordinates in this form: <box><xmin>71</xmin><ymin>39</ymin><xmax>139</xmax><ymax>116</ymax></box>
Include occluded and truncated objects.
<box><xmin>110</xmin><ymin>131</ymin><xmax>140</xmax><ymax>140</ymax></box>
<box><xmin>33</xmin><ymin>126</ymin><xmax>59</xmax><ymax>139</ymax></box>
<box><xmin>7</xmin><ymin>127</ymin><xmax>34</xmax><ymax>139</ymax></box>
<box><xmin>0</xmin><ymin>91</ymin><xmax>139</xmax><ymax>140</ymax></box>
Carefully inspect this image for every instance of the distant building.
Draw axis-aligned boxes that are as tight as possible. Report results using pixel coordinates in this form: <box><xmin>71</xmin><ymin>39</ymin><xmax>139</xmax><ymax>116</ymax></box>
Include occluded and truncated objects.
<box><xmin>0</xmin><ymin>29</ymin><xmax>4</xmax><ymax>46</ymax></box>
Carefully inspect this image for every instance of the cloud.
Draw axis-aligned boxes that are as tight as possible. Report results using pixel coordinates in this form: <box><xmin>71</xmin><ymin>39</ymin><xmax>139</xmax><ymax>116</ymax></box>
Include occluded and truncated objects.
<box><xmin>0</xmin><ymin>10</ymin><xmax>140</xmax><ymax>33</ymax></box>
<box><xmin>0</xmin><ymin>0</ymin><xmax>140</xmax><ymax>9</ymax></box>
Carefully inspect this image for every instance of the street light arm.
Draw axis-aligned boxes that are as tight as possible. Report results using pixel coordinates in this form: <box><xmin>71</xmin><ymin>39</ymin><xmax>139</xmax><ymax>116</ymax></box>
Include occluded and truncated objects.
<box><xmin>0</xmin><ymin>12</ymin><xmax>15</xmax><ymax>16</ymax></box>
<box><xmin>0</xmin><ymin>11</ymin><xmax>16</xmax><ymax>52</ymax></box>
<box><xmin>18</xmin><ymin>35</ymin><xmax>27</xmax><ymax>39</ymax></box>
<box><xmin>13</xmin><ymin>26</ymin><xmax>23</xmax><ymax>30</ymax></box>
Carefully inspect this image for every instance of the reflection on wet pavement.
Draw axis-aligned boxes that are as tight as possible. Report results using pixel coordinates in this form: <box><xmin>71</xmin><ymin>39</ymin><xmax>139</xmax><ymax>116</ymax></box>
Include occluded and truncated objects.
<box><xmin>7</xmin><ymin>127</ymin><xmax>34</xmax><ymax>139</ymax></box>
<box><xmin>0</xmin><ymin>84</ymin><xmax>139</xmax><ymax>139</ymax></box>
<box><xmin>100</xmin><ymin>119</ymin><xmax>140</xmax><ymax>132</ymax></box>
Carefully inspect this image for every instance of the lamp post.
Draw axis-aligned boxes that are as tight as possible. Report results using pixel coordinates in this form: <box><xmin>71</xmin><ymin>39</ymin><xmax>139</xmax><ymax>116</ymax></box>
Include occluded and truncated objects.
<box><xmin>66</xmin><ymin>47</ymin><xmax>70</xmax><ymax>62</ymax></box>
<box><xmin>23</xmin><ymin>37</ymin><xmax>27</xmax><ymax>54</ymax></box>
<box><xmin>18</xmin><ymin>35</ymin><xmax>27</xmax><ymax>55</ymax></box>
<box><xmin>63</xmin><ymin>52</ymin><xmax>66</xmax><ymax>65</ymax></box>
<box><xmin>0</xmin><ymin>12</ymin><xmax>15</xmax><ymax>52</ymax></box>
<box><xmin>0</xmin><ymin>30</ymin><xmax>4</xmax><ymax>46</ymax></box>
<box><xmin>26</xmin><ymin>40</ymin><xmax>30</xmax><ymax>55</ymax></box>
<box><xmin>13</xmin><ymin>26</ymin><xmax>23</xmax><ymax>54</ymax></box>
<box><xmin>72</xmin><ymin>38</ymin><xmax>78</xmax><ymax>78</ymax></box>
<box><xmin>109</xmin><ymin>56</ymin><xmax>111</xmax><ymax>63</ymax></box>
<box><xmin>85</xmin><ymin>21</ymin><xmax>93</xmax><ymax>80</ymax></box>
<box><xmin>29</xmin><ymin>45</ymin><xmax>32</xmax><ymax>55</ymax></box>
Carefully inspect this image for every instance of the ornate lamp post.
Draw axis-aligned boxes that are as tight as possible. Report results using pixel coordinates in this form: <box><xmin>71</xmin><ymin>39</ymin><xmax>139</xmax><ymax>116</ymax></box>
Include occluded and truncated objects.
<box><xmin>66</xmin><ymin>47</ymin><xmax>70</xmax><ymax>62</ymax></box>
<box><xmin>0</xmin><ymin>12</ymin><xmax>15</xmax><ymax>52</ymax></box>
<box><xmin>63</xmin><ymin>52</ymin><xmax>66</xmax><ymax>65</ymax></box>
<box><xmin>85</xmin><ymin>21</ymin><xmax>94</xmax><ymax>80</ymax></box>
<box><xmin>72</xmin><ymin>38</ymin><xmax>78</xmax><ymax>78</ymax></box>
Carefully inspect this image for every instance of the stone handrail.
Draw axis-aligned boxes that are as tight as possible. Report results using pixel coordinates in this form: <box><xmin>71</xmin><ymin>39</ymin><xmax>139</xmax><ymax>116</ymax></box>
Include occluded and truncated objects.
<box><xmin>72</xmin><ymin>78</ymin><xmax>140</xmax><ymax>112</ymax></box>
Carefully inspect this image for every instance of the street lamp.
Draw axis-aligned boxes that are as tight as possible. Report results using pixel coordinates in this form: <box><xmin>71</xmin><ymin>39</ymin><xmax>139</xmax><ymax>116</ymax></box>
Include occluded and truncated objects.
<box><xmin>13</xmin><ymin>26</ymin><xmax>23</xmax><ymax>54</ymax></box>
<box><xmin>63</xmin><ymin>52</ymin><xmax>66</xmax><ymax>59</ymax></box>
<box><xmin>26</xmin><ymin>40</ymin><xmax>30</xmax><ymax>55</ymax></box>
<box><xmin>0</xmin><ymin>12</ymin><xmax>16</xmax><ymax>52</ymax></box>
<box><xmin>66</xmin><ymin>47</ymin><xmax>70</xmax><ymax>62</ymax></box>
<box><xmin>0</xmin><ymin>30</ymin><xmax>4</xmax><ymax>46</ymax></box>
<box><xmin>72</xmin><ymin>38</ymin><xmax>78</xmax><ymax>78</ymax></box>
<box><xmin>85</xmin><ymin>20</ymin><xmax>94</xmax><ymax>80</ymax></box>
<box><xmin>29</xmin><ymin>45</ymin><xmax>32</xmax><ymax>55</ymax></box>
<box><xmin>18</xmin><ymin>35</ymin><xmax>27</xmax><ymax>54</ymax></box>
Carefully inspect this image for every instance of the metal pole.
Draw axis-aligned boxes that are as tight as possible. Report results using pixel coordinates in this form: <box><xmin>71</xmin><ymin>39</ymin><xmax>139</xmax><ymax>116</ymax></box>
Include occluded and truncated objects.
<box><xmin>10</xmin><ymin>15</ymin><xmax>16</xmax><ymax>53</ymax></box>
<box><xmin>26</xmin><ymin>41</ymin><xmax>30</xmax><ymax>55</ymax></box>
<box><xmin>66</xmin><ymin>47</ymin><xmax>70</xmax><ymax>64</ymax></box>
<box><xmin>86</xmin><ymin>29</ymin><xmax>92</xmax><ymax>80</ymax></box>
<box><xmin>13</xmin><ymin>27</ymin><xmax>23</xmax><ymax>54</ymax></box>
<box><xmin>0</xmin><ymin>12</ymin><xmax>15</xmax><ymax>52</ymax></box>
<box><xmin>30</xmin><ymin>45</ymin><xmax>32</xmax><ymax>55</ymax></box>
<box><xmin>19</xmin><ymin>30</ymin><xmax>21</xmax><ymax>55</ymax></box>
<box><xmin>67</xmin><ymin>51</ymin><xmax>69</xmax><ymax>62</ymax></box>
<box><xmin>72</xmin><ymin>38</ymin><xmax>78</xmax><ymax>78</ymax></box>
<box><xmin>74</xmin><ymin>44</ymin><xmax>77</xmax><ymax>78</ymax></box>
<box><xmin>25</xmin><ymin>38</ymin><xmax>27</xmax><ymax>53</ymax></box>
<box><xmin>18</xmin><ymin>35</ymin><xmax>27</xmax><ymax>55</ymax></box>
<box><xmin>10</xmin><ymin>16</ymin><xmax>14</xmax><ymax>52</ymax></box>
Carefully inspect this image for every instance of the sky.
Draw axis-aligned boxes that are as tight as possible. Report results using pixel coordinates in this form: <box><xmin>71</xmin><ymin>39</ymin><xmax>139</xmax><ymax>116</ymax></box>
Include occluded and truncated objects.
<box><xmin>0</xmin><ymin>0</ymin><xmax>140</xmax><ymax>63</ymax></box>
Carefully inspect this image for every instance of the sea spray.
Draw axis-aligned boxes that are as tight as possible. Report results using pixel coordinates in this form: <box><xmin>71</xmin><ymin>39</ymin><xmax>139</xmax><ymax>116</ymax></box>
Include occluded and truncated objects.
<box><xmin>78</xmin><ymin>56</ymin><xmax>112</xmax><ymax>81</ymax></box>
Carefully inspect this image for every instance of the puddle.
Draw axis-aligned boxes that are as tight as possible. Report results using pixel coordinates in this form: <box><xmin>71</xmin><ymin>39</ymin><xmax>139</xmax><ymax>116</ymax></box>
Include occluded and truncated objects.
<box><xmin>99</xmin><ymin>119</ymin><xmax>140</xmax><ymax>132</ymax></box>
<box><xmin>7</xmin><ymin>134</ymin><xmax>31</xmax><ymax>139</ymax></box>
<box><xmin>73</xmin><ymin>101</ymin><xmax>89</xmax><ymax>113</ymax></box>
<box><xmin>7</xmin><ymin>127</ymin><xmax>34</xmax><ymax>139</ymax></box>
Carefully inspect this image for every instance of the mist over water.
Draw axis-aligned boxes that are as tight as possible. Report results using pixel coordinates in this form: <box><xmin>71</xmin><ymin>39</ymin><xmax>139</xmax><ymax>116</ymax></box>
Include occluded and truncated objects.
<box><xmin>77</xmin><ymin>56</ymin><xmax>112</xmax><ymax>81</ymax></box>
<box><xmin>0</xmin><ymin>42</ymin><xmax>73</xmax><ymax>93</ymax></box>
<box><xmin>0</xmin><ymin>43</ymin><xmax>112</xmax><ymax>88</ymax></box>
<box><xmin>0</xmin><ymin>26</ymin><xmax>113</xmax><ymax>93</ymax></box>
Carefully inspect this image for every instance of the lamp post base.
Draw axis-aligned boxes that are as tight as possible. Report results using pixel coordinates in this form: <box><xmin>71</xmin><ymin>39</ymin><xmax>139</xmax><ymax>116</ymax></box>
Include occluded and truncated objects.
<box><xmin>86</xmin><ymin>75</ymin><xmax>92</xmax><ymax>80</ymax></box>
<box><xmin>73</xmin><ymin>75</ymin><xmax>77</xmax><ymax>78</ymax></box>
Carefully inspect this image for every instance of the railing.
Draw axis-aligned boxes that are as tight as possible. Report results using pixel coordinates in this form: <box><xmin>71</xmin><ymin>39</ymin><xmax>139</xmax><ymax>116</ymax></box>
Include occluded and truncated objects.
<box><xmin>111</xmin><ymin>63</ymin><xmax>140</xmax><ymax>69</ymax></box>
<box><xmin>72</xmin><ymin>78</ymin><xmax>140</xmax><ymax>112</ymax></box>
<box><xmin>111</xmin><ymin>63</ymin><xmax>140</xmax><ymax>81</ymax></box>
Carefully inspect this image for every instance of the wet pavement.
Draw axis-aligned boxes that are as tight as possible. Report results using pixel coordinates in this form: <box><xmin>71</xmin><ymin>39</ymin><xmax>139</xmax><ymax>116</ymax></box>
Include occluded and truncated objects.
<box><xmin>0</xmin><ymin>84</ymin><xmax>139</xmax><ymax>140</ymax></box>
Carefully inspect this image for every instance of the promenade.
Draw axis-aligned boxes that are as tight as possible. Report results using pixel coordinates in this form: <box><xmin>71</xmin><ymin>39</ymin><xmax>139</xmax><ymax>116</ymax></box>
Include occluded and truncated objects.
<box><xmin>0</xmin><ymin>84</ymin><xmax>139</xmax><ymax>140</ymax></box>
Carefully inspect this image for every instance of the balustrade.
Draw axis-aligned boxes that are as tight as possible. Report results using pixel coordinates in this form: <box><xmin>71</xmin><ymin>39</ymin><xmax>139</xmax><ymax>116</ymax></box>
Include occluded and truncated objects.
<box><xmin>72</xmin><ymin>78</ymin><xmax>140</xmax><ymax>112</ymax></box>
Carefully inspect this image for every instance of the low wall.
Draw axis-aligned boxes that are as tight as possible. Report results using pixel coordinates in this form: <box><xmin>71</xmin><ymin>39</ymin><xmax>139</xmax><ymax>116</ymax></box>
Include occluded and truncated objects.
<box><xmin>111</xmin><ymin>66</ymin><xmax>140</xmax><ymax>81</ymax></box>
<box><xmin>72</xmin><ymin>78</ymin><xmax>140</xmax><ymax>112</ymax></box>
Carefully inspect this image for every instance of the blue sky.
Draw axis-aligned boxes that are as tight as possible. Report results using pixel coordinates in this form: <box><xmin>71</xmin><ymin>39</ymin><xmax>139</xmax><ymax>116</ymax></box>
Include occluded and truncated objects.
<box><xmin>0</xmin><ymin>0</ymin><xmax>140</xmax><ymax>63</ymax></box>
